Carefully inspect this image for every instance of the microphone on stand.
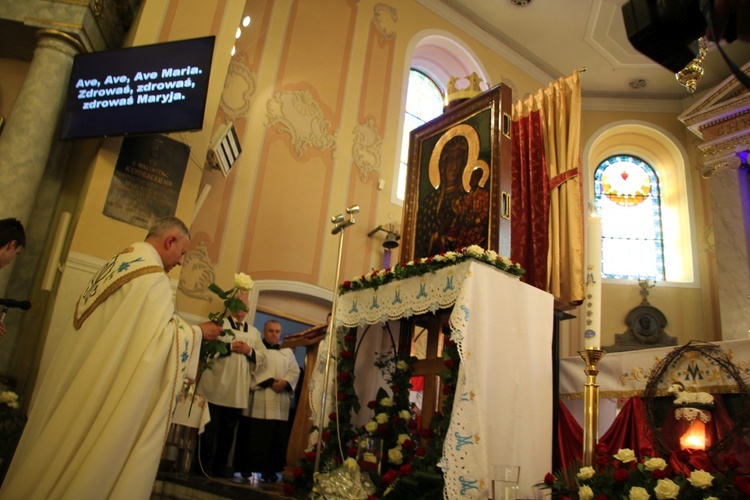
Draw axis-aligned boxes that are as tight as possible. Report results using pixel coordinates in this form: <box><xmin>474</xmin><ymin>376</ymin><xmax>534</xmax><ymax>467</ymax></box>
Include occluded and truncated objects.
<box><xmin>0</xmin><ymin>298</ymin><xmax>32</xmax><ymax>323</ymax></box>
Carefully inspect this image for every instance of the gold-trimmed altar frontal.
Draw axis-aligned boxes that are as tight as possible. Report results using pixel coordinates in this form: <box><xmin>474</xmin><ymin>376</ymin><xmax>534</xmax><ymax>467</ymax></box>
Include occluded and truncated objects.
<box><xmin>559</xmin><ymin>338</ymin><xmax>750</xmax><ymax>400</ymax></box>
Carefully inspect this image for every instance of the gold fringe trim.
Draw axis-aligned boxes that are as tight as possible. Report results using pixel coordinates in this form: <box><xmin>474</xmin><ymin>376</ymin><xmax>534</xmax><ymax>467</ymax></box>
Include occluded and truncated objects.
<box><xmin>560</xmin><ymin>384</ymin><xmax>742</xmax><ymax>400</ymax></box>
<box><xmin>73</xmin><ymin>266</ymin><xmax>164</xmax><ymax>330</ymax></box>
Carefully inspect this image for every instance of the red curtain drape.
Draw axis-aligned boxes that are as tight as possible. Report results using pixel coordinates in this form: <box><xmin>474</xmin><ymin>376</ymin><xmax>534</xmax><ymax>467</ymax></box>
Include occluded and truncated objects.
<box><xmin>598</xmin><ymin>397</ymin><xmax>657</xmax><ymax>459</ymax></box>
<box><xmin>557</xmin><ymin>400</ymin><xmax>583</xmax><ymax>468</ymax></box>
<box><xmin>510</xmin><ymin>72</ymin><xmax>584</xmax><ymax>305</ymax></box>
<box><xmin>510</xmin><ymin>110</ymin><xmax>549</xmax><ymax>291</ymax></box>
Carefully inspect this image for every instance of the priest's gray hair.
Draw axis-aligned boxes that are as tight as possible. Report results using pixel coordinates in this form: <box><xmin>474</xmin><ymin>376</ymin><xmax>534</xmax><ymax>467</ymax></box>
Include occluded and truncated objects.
<box><xmin>146</xmin><ymin>217</ymin><xmax>190</xmax><ymax>240</ymax></box>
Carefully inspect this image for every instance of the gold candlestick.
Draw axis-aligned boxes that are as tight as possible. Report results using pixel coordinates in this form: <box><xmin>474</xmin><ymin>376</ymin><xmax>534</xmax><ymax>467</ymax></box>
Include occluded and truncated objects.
<box><xmin>578</xmin><ymin>347</ymin><xmax>605</xmax><ymax>466</ymax></box>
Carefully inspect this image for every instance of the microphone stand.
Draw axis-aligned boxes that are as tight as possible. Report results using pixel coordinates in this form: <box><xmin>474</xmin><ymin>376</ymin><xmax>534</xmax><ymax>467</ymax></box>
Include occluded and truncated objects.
<box><xmin>313</xmin><ymin>205</ymin><xmax>359</xmax><ymax>475</ymax></box>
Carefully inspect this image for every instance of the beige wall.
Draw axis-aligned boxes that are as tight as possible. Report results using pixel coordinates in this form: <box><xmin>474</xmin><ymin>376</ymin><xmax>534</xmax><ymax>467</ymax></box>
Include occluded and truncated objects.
<box><xmin>1</xmin><ymin>0</ymin><xmax>728</xmax><ymax>373</ymax></box>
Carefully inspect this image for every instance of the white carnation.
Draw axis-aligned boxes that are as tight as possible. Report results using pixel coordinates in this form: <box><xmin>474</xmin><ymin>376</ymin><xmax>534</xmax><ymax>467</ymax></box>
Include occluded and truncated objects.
<box><xmin>465</xmin><ymin>245</ymin><xmax>484</xmax><ymax>256</ymax></box>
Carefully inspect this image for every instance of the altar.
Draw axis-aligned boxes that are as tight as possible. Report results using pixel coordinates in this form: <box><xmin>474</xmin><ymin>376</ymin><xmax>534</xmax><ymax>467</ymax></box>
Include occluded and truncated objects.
<box><xmin>310</xmin><ymin>258</ymin><xmax>554</xmax><ymax>498</ymax></box>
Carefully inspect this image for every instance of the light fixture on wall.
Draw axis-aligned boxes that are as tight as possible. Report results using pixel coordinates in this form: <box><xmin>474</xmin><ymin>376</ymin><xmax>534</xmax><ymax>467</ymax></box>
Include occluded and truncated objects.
<box><xmin>367</xmin><ymin>224</ymin><xmax>400</xmax><ymax>249</ymax></box>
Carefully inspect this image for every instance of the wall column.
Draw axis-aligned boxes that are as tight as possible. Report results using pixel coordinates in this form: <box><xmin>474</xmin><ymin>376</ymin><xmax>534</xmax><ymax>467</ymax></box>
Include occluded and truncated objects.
<box><xmin>0</xmin><ymin>30</ymin><xmax>84</xmax><ymax>297</ymax></box>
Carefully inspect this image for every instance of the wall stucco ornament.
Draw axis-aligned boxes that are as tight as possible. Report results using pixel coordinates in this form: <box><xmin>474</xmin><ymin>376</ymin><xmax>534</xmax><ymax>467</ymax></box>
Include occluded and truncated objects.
<box><xmin>373</xmin><ymin>3</ymin><xmax>397</xmax><ymax>39</ymax></box>
<box><xmin>178</xmin><ymin>241</ymin><xmax>216</xmax><ymax>301</ymax></box>
<box><xmin>352</xmin><ymin>118</ymin><xmax>383</xmax><ymax>181</ymax></box>
<box><xmin>266</xmin><ymin>89</ymin><xmax>335</xmax><ymax>156</ymax></box>
<box><xmin>219</xmin><ymin>59</ymin><xmax>256</xmax><ymax>119</ymax></box>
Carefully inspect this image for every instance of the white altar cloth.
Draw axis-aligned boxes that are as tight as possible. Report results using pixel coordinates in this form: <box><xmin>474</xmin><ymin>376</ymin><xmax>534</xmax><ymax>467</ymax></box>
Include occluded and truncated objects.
<box><xmin>559</xmin><ymin>338</ymin><xmax>750</xmax><ymax>399</ymax></box>
<box><xmin>317</xmin><ymin>260</ymin><xmax>554</xmax><ymax>499</ymax></box>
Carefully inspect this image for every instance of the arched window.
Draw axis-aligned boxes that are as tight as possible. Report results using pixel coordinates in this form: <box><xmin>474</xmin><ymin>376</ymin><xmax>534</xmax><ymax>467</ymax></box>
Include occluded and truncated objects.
<box><xmin>594</xmin><ymin>154</ymin><xmax>665</xmax><ymax>280</ymax></box>
<box><xmin>395</xmin><ymin>70</ymin><xmax>444</xmax><ymax>201</ymax></box>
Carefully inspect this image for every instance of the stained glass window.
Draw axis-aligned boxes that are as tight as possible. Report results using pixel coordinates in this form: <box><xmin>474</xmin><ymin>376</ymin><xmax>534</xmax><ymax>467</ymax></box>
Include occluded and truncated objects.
<box><xmin>594</xmin><ymin>155</ymin><xmax>665</xmax><ymax>280</ymax></box>
<box><xmin>396</xmin><ymin>70</ymin><xmax>444</xmax><ymax>200</ymax></box>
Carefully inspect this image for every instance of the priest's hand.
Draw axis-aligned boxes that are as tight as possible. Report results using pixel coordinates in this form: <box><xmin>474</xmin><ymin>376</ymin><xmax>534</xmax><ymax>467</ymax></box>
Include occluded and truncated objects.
<box><xmin>271</xmin><ymin>379</ymin><xmax>289</xmax><ymax>393</ymax></box>
<box><xmin>199</xmin><ymin>321</ymin><xmax>223</xmax><ymax>341</ymax></box>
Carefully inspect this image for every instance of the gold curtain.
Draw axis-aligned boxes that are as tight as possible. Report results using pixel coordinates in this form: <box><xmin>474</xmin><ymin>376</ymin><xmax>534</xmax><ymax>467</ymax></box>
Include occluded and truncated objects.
<box><xmin>514</xmin><ymin>71</ymin><xmax>584</xmax><ymax>306</ymax></box>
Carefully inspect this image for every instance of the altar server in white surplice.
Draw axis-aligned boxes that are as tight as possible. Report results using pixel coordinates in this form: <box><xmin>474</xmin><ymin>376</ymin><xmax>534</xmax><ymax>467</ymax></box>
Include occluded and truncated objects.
<box><xmin>0</xmin><ymin>217</ymin><xmax>223</xmax><ymax>500</ymax></box>
<box><xmin>236</xmin><ymin>320</ymin><xmax>299</xmax><ymax>483</ymax></box>
<box><xmin>196</xmin><ymin>292</ymin><xmax>266</xmax><ymax>477</ymax></box>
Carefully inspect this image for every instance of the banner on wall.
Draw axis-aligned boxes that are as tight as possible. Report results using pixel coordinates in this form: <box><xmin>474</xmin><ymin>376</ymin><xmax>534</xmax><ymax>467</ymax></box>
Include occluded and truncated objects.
<box><xmin>103</xmin><ymin>134</ymin><xmax>189</xmax><ymax>229</ymax></box>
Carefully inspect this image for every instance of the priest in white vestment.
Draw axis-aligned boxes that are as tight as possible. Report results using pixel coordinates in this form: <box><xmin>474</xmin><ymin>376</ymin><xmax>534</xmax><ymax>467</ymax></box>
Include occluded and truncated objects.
<box><xmin>0</xmin><ymin>217</ymin><xmax>222</xmax><ymax>500</ymax></box>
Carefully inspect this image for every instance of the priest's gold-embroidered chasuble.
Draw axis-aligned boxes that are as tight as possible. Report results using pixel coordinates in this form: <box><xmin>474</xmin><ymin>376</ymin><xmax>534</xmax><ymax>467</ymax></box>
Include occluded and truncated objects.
<box><xmin>0</xmin><ymin>242</ymin><xmax>201</xmax><ymax>500</ymax></box>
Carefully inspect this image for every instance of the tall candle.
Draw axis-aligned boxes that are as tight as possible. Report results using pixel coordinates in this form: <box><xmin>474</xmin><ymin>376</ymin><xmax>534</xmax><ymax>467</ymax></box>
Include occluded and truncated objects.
<box><xmin>584</xmin><ymin>213</ymin><xmax>602</xmax><ymax>349</ymax></box>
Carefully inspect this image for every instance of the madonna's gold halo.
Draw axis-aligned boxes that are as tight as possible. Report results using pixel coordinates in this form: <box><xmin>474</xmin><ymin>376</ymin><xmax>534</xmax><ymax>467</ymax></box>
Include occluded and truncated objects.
<box><xmin>427</xmin><ymin>123</ymin><xmax>486</xmax><ymax>191</ymax></box>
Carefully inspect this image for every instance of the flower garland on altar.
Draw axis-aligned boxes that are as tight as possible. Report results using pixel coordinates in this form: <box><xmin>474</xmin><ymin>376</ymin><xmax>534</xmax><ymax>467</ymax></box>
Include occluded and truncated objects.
<box><xmin>284</xmin><ymin>329</ymin><xmax>462</xmax><ymax>499</ymax></box>
<box><xmin>339</xmin><ymin>245</ymin><xmax>524</xmax><ymax>295</ymax></box>
<box><xmin>540</xmin><ymin>445</ymin><xmax>750</xmax><ymax>499</ymax></box>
